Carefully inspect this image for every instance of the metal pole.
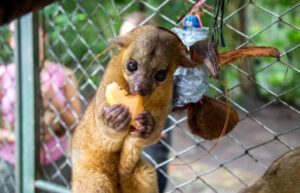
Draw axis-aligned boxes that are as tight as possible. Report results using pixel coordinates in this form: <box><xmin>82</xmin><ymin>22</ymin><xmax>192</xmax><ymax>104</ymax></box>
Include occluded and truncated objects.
<box><xmin>35</xmin><ymin>180</ymin><xmax>71</xmax><ymax>193</ymax></box>
<box><xmin>15</xmin><ymin>12</ymin><xmax>40</xmax><ymax>193</ymax></box>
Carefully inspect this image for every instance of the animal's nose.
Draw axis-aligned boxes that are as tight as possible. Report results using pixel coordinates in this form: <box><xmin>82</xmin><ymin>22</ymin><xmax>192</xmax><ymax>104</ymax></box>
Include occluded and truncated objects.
<box><xmin>133</xmin><ymin>83</ymin><xmax>152</xmax><ymax>96</ymax></box>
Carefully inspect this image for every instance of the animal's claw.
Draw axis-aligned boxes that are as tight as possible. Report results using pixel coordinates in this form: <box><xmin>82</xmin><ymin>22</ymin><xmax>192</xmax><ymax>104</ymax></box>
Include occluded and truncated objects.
<box><xmin>103</xmin><ymin>104</ymin><xmax>131</xmax><ymax>131</ymax></box>
<box><xmin>131</xmin><ymin>111</ymin><xmax>155</xmax><ymax>139</ymax></box>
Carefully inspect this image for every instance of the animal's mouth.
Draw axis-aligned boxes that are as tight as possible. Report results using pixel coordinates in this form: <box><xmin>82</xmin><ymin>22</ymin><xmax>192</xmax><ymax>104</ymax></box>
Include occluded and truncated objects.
<box><xmin>129</xmin><ymin>126</ymin><xmax>139</xmax><ymax>135</ymax></box>
<box><xmin>129</xmin><ymin>89</ymin><xmax>139</xmax><ymax>96</ymax></box>
<box><xmin>130</xmin><ymin>90</ymin><xmax>151</xmax><ymax>97</ymax></box>
<box><xmin>129</xmin><ymin>83</ymin><xmax>154</xmax><ymax>96</ymax></box>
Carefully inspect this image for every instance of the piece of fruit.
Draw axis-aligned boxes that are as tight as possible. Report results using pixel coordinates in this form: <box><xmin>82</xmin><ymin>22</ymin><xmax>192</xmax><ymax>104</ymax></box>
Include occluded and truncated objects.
<box><xmin>105</xmin><ymin>82</ymin><xmax>144</xmax><ymax>127</ymax></box>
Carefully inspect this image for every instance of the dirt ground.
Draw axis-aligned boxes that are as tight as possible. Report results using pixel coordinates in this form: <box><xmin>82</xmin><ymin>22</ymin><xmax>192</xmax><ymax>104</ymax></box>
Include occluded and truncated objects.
<box><xmin>163</xmin><ymin>102</ymin><xmax>300</xmax><ymax>193</ymax></box>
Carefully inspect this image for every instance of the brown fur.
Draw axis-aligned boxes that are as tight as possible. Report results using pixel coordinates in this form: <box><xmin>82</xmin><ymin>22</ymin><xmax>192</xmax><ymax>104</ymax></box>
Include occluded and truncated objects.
<box><xmin>240</xmin><ymin>147</ymin><xmax>300</xmax><ymax>193</ymax></box>
<box><xmin>71</xmin><ymin>25</ymin><xmax>193</xmax><ymax>193</ymax></box>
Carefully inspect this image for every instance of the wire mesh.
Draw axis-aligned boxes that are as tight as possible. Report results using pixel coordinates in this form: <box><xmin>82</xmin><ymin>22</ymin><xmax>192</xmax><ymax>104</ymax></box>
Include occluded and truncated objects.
<box><xmin>0</xmin><ymin>0</ymin><xmax>299</xmax><ymax>193</ymax></box>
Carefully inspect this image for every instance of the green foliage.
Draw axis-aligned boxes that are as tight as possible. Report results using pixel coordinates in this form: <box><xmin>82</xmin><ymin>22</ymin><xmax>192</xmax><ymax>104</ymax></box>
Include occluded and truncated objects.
<box><xmin>0</xmin><ymin>0</ymin><xmax>298</xmax><ymax>104</ymax></box>
<box><xmin>41</xmin><ymin>0</ymin><xmax>300</xmax><ymax>106</ymax></box>
<box><xmin>213</xmin><ymin>1</ymin><xmax>299</xmax><ymax>105</ymax></box>
<box><xmin>248</xmin><ymin>3</ymin><xmax>300</xmax><ymax>105</ymax></box>
<box><xmin>0</xmin><ymin>27</ymin><xmax>13</xmax><ymax>64</ymax></box>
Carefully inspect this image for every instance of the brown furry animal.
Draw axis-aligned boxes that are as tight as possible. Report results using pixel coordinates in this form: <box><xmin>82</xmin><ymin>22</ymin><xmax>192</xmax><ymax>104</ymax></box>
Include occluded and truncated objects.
<box><xmin>240</xmin><ymin>147</ymin><xmax>300</xmax><ymax>193</ymax></box>
<box><xmin>71</xmin><ymin>25</ymin><xmax>196</xmax><ymax>193</ymax></box>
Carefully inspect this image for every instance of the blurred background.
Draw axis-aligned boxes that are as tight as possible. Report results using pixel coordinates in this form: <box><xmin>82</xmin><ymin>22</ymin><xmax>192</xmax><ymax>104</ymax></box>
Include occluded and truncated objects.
<box><xmin>0</xmin><ymin>0</ymin><xmax>299</xmax><ymax>193</ymax></box>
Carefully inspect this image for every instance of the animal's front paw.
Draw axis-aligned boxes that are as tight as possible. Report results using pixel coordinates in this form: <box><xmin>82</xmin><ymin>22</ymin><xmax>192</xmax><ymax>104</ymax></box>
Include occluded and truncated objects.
<box><xmin>131</xmin><ymin>111</ymin><xmax>155</xmax><ymax>139</ymax></box>
<box><xmin>103</xmin><ymin>104</ymin><xmax>132</xmax><ymax>131</ymax></box>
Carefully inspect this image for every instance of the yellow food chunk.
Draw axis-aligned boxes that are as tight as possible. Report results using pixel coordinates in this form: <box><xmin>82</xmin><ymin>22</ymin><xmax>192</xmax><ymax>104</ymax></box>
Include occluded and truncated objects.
<box><xmin>105</xmin><ymin>82</ymin><xmax>144</xmax><ymax>127</ymax></box>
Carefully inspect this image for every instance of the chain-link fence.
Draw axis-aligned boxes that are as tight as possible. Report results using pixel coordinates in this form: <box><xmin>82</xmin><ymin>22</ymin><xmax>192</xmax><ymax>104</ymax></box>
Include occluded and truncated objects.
<box><xmin>0</xmin><ymin>0</ymin><xmax>299</xmax><ymax>193</ymax></box>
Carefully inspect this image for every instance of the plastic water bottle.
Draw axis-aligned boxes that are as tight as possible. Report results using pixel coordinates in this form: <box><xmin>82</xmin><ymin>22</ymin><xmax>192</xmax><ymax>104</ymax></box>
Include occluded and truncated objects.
<box><xmin>171</xmin><ymin>16</ymin><xmax>210</xmax><ymax>108</ymax></box>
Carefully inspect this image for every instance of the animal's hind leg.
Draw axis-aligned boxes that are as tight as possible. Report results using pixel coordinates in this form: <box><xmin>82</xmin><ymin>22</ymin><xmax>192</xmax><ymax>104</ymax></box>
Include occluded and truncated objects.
<box><xmin>120</xmin><ymin>159</ymin><xmax>159</xmax><ymax>193</ymax></box>
<box><xmin>72</xmin><ymin>169</ymin><xmax>115</xmax><ymax>193</ymax></box>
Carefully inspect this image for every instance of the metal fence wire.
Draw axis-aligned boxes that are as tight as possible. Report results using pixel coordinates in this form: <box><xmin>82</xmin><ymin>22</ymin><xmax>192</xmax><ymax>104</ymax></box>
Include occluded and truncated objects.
<box><xmin>0</xmin><ymin>0</ymin><xmax>299</xmax><ymax>193</ymax></box>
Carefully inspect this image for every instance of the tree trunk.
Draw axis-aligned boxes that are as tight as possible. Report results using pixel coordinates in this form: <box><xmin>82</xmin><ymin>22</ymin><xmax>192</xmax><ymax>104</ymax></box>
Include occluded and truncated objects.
<box><xmin>234</xmin><ymin>2</ymin><xmax>259</xmax><ymax>109</ymax></box>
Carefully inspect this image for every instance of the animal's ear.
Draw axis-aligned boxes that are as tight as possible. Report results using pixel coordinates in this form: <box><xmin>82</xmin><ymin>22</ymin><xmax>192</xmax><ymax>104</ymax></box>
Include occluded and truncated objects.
<box><xmin>179</xmin><ymin>55</ymin><xmax>198</xmax><ymax>68</ymax></box>
<box><xmin>108</xmin><ymin>35</ymin><xmax>131</xmax><ymax>47</ymax></box>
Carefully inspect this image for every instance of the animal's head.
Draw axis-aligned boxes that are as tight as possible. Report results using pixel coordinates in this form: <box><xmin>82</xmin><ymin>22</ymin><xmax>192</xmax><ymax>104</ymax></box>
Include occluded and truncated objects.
<box><xmin>110</xmin><ymin>25</ymin><xmax>196</xmax><ymax>96</ymax></box>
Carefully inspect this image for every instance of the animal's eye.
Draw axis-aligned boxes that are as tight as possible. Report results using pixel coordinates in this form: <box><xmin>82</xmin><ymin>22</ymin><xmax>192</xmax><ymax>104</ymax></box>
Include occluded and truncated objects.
<box><xmin>155</xmin><ymin>70</ymin><xmax>167</xmax><ymax>82</ymax></box>
<box><xmin>127</xmin><ymin>59</ymin><xmax>138</xmax><ymax>72</ymax></box>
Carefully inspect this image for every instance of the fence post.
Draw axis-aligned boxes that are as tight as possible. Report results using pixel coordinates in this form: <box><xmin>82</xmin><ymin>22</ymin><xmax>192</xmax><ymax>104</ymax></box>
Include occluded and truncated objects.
<box><xmin>15</xmin><ymin>12</ymin><xmax>40</xmax><ymax>193</ymax></box>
